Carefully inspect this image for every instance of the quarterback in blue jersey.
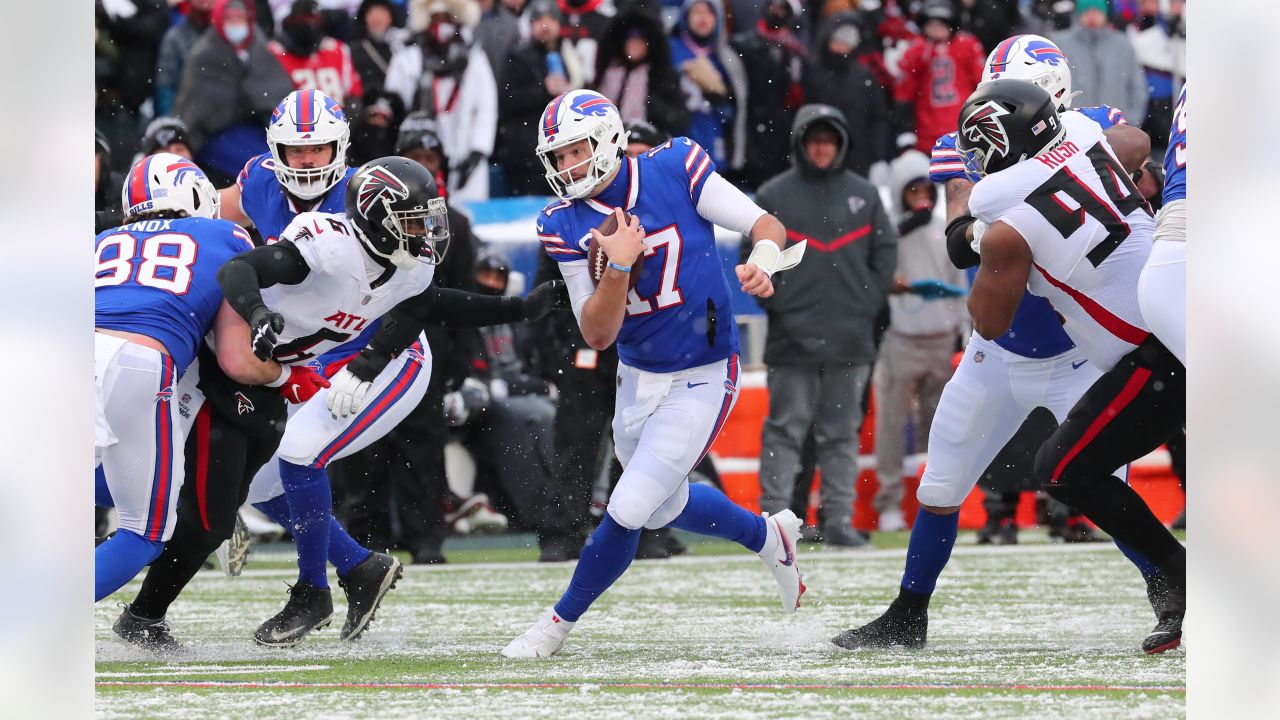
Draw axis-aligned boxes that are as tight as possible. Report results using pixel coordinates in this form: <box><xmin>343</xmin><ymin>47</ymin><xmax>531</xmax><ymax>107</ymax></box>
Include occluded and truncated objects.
<box><xmin>503</xmin><ymin>90</ymin><xmax>808</xmax><ymax>658</ymax></box>
<box><xmin>1139</xmin><ymin>84</ymin><xmax>1187</xmax><ymax>366</ymax></box>
<box><xmin>94</xmin><ymin>153</ymin><xmax>290</xmax><ymax>602</ymax></box>
<box><xmin>833</xmin><ymin>35</ymin><xmax>1171</xmax><ymax>651</ymax></box>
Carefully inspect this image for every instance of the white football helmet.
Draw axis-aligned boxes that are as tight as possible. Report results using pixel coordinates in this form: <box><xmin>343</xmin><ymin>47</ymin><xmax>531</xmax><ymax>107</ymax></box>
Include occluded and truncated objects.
<box><xmin>266</xmin><ymin>89</ymin><xmax>351</xmax><ymax>200</ymax></box>
<box><xmin>120</xmin><ymin>152</ymin><xmax>220</xmax><ymax>220</ymax></box>
<box><xmin>980</xmin><ymin>34</ymin><xmax>1079</xmax><ymax>111</ymax></box>
<box><xmin>535</xmin><ymin>90</ymin><xmax>628</xmax><ymax>200</ymax></box>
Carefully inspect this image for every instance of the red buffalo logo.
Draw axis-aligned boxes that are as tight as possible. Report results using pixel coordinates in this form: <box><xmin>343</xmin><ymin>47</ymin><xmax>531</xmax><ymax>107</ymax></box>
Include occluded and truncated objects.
<box><xmin>356</xmin><ymin>165</ymin><xmax>409</xmax><ymax>216</ymax></box>
<box><xmin>962</xmin><ymin>102</ymin><xmax>1012</xmax><ymax>158</ymax></box>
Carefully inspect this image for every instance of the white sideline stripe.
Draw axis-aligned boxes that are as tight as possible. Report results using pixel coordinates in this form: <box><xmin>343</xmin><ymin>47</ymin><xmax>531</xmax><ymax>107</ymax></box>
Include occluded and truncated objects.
<box><xmin>711</xmin><ymin>448</ymin><xmax>1173</xmax><ymax>474</ymax></box>
<box><xmin>97</xmin><ymin>665</ymin><xmax>332</xmax><ymax>678</ymax></box>
<box><xmin>221</xmin><ymin>542</ymin><xmax>1129</xmax><ymax>579</ymax></box>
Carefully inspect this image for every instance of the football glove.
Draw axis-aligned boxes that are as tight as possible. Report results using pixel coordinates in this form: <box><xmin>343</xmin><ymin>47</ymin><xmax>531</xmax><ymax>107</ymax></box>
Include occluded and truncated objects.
<box><xmin>280</xmin><ymin>366</ymin><xmax>331</xmax><ymax>404</ymax></box>
<box><xmin>248</xmin><ymin>306</ymin><xmax>285</xmax><ymax>361</ymax></box>
<box><xmin>326</xmin><ymin>368</ymin><xmax>372</xmax><ymax>419</ymax></box>
<box><xmin>522</xmin><ymin>280</ymin><xmax>568</xmax><ymax>321</ymax></box>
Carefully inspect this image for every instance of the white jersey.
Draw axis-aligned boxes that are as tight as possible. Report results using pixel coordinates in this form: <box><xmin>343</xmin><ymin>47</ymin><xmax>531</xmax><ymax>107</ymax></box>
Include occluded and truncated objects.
<box><xmin>261</xmin><ymin>211</ymin><xmax>436</xmax><ymax>365</ymax></box>
<box><xmin>969</xmin><ymin>112</ymin><xmax>1155</xmax><ymax>372</ymax></box>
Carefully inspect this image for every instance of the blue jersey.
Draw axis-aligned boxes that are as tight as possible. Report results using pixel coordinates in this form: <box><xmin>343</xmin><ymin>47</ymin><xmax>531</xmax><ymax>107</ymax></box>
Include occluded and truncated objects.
<box><xmin>95</xmin><ymin>217</ymin><xmax>255</xmax><ymax>373</ymax></box>
<box><xmin>540</xmin><ymin>138</ymin><xmax>739</xmax><ymax>373</ymax></box>
<box><xmin>1163</xmin><ymin>86</ymin><xmax>1186</xmax><ymax>204</ymax></box>
<box><xmin>236</xmin><ymin>153</ymin><xmax>355</xmax><ymax>242</ymax></box>
<box><xmin>932</xmin><ymin>106</ymin><xmax>1126</xmax><ymax>359</ymax></box>
<box><xmin>237</xmin><ymin>153</ymin><xmax>374</xmax><ymax>360</ymax></box>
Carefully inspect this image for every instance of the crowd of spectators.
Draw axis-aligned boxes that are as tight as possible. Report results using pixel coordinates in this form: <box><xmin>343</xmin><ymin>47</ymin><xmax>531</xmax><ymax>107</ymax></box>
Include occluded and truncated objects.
<box><xmin>95</xmin><ymin>0</ymin><xmax>1187</xmax><ymax>559</ymax></box>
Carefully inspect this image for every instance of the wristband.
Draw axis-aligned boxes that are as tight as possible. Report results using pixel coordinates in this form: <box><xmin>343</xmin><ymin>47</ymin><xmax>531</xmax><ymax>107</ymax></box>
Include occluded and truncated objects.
<box><xmin>265</xmin><ymin>363</ymin><xmax>290</xmax><ymax>388</ymax></box>
<box><xmin>607</xmin><ymin>261</ymin><xmax>631</xmax><ymax>273</ymax></box>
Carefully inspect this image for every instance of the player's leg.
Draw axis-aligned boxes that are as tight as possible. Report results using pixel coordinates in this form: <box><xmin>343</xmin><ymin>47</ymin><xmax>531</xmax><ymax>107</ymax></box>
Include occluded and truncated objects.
<box><xmin>1041</xmin><ymin>349</ymin><xmax>1169</xmax><ymax>615</ymax></box>
<box><xmin>256</xmin><ymin>344</ymin><xmax>430</xmax><ymax>645</ymax></box>
<box><xmin>814</xmin><ymin>362</ymin><xmax>874</xmax><ymax>546</ymax></box>
<box><xmin>834</xmin><ymin>337</ymin><xmax>1031</xmax><ymax>649</ymax></box>
<box><xmin>1137</xmin><ymin>239</ymin><xmax>1186</xmax><ymax>367</ymax></box>
<box><xmin>757</xmin><ymin>363</ymin><xmax>821</xmax><ymax>516</ymax></box>
<box><xmin>96</xmin><ymin>343</ymin><xmax>182</xmax><ymax>602</ymax></box>
<box><xmin>1034</xmin><ymin>338</ymin><xmax>1187</xmax><ymax>653</ymax></box>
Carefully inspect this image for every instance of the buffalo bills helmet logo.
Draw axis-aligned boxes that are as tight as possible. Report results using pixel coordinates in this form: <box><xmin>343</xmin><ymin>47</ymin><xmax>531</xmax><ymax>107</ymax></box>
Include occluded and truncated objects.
<box><xmin>1024</xmin><ymin>40</ymin><xmax>1065</xmax><ymax>66</ymax></box>
<box><xmin>570</xmin><ymin>92</ymin><xmax>615</xmax><ymax>118</ymax></box>
<box><xmin>167</xmin><ymin>159</ymin><xmax>202</xmax><ymax>186</ymax></box>
<box><xmin>962</xmin><ymin>102</ymin><xmax>1012</xmax><ymax>157</ymax></box>
<box><xmin>356</xmin><ymin>165</ymin><xmax>409</xmax><ymax>216</ymax></box>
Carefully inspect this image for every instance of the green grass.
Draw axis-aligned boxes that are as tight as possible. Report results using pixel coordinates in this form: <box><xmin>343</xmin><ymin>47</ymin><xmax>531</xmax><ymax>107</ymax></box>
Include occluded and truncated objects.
<box><xmin>96</xmin><ymin>535</ymin><xmax>1184</xmax><ymax>719</ymax></box>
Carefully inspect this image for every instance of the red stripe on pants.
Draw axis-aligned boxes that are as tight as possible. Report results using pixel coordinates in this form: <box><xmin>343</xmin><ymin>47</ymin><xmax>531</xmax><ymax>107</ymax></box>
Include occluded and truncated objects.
<box><xmin>1051</xmin><ymin>367</ymin><xmax>1152</xmax><ymax>482</ymax></box>
<box><xmin>194</xmin><ymin>403</ymin><xmax>212</xmax><ymax>531</ymax></box>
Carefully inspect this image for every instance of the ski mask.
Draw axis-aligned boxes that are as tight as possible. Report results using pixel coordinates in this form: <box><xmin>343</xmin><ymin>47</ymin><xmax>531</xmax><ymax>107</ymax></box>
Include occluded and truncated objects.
<box><xmin>283</xmin><ymin>1</ymin><xmax>325</xmax><ymax>55</ymax></box>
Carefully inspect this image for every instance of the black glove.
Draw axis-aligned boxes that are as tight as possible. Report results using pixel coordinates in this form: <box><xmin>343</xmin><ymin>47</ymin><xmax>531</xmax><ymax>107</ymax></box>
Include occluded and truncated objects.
<box><xmin>248</xmin><ymin>306</ymin><xmax>285</xmax><ymax>361</ymax></box>
<box><xmin>897</xmin><ymin>207</ymin><xmax>933</xmax><ymax>236</ymax></box>
<box><xmin>522</xmin><ymin>280</ymin><xmax>568</xmax><ymax>321</ymax></box>
<box><xmin>453</xmin><ymin>151</ymin><xmax>486</xmax><ymax>187</ymax></box>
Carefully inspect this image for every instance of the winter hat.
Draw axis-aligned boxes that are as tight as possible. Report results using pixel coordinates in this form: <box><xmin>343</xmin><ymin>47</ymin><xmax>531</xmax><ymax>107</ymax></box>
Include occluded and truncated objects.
<box><xmin>1076</xmin><ymin>0</ymin><xmax>1109</xmax><ymax>15</ymax></box>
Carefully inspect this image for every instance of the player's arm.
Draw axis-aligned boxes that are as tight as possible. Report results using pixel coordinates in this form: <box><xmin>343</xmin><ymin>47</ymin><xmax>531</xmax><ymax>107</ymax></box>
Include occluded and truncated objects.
<box><xmin>943</xmin><ymin>178</ymin><xmax>983</xmax><ymax>270</ymax></box>
<box><xmin>338</xmin><ymin>282</ymin><xmax>567</xmax><ymax>384</ymax></box>
<box><xmin>217</xmin><ymin>241</ymin><xmax>311</xmax><ymax>360</ymax></box>
<box><xmin>579</xmin><ymin>208</ymin><xmax>646</xmax><ymax>351</ymax></box>
<box><xmin>1104</xmin><ymin>124</ymin><xmax>1151</xmax><ymax>173</ymax></box>
<box><xmin>694</xmin><ymin>172</ymin><xmax>785</xmax><ymax>298</ymax></box>
<box><xmin>218</xmin><ymin>184</ymin><xmax>251</xmax><ymax>227</ymax></box>
<box><xmin>210</xmin><ymin>300</ymin><xmax>288</xmax><ymax>385</ymax></box>
<box><xmin>967</xmin><ymin>221</ymin><xmax>1033</xmax><ymax>340</ymax></box>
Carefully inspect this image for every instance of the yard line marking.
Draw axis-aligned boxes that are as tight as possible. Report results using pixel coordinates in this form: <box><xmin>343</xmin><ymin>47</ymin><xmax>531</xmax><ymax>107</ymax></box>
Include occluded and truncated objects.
<box><xmin>96</xmin><ymin>680</ymin><xmax>1185</xmax><ymax>693</ymax></box>
<box><xmin>96</xmin><ymin>665</ymin><xmax>331</xmax><ymax>678</ymax></box>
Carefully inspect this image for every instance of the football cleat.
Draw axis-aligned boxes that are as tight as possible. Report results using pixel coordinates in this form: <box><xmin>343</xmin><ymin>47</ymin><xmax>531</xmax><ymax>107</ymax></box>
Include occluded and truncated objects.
<box><xmin>214</xmin><ymin>512</ymin><xmax>252</xmax><ymax>577</ymax></box>
<box><xmin>337</xmin><ymin>552</ymin><xmax>403</xmax><ymax>641</ymax></box>
<box><xmin>759</xmin><ymin>510</ymin><xmax>806</xmax><ymax>612</ymax></box>
<box><xmin>832</xmin><ymin>604</ymin><xmax>928</xmax><ymax>650</ymax></box>
<box><xmin>253</xmin><ymin>581</ymin><xmax>334</xmax><ymax>648</ymax></box>
<box><xmin>501</xmin><ymin>608</ymin><xmax>575</xmax><ymax>659</ymax></box>
<box><xmin>1142</xmin><ymin>583</ymin><xmax>1184</xmax><ymax>654</ymax></box>
<box><xmin>113</xmin><ymin>604</ymin><xmax>181</xmax><ymax>654</ymax></box>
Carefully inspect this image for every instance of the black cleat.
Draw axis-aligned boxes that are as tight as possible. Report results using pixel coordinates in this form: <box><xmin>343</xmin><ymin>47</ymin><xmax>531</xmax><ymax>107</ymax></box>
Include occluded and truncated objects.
<box><xmin>832</xmin><ymin>605</ymin><xmax>928</xmax><ymax>649</ymax></box>
<box><xmin>337</xmin><ymin>552</ymin><xmax>403</xmax><ymax>641</ymax></box>
<box><xmin>113</xmin><ymin>604</ymin><xmax>181</xmax><ymax>654</ymax></box>
<box><xmin>253</xmin><ymin>581</ymin><xmax>334</xmax><ymax>647</ymax></box>
<box><xmin>1142</xmin><ymin>584</ymin><xmax>1184</xmax><ymax>654</ymax></box>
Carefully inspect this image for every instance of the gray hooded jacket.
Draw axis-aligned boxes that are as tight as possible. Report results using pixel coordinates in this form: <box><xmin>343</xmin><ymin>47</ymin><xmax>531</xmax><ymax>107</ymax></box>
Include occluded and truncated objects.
<box><xmin>753</xmin><ymin>104</ymin><xmax>898</xmax><ymax>366</ymax></box>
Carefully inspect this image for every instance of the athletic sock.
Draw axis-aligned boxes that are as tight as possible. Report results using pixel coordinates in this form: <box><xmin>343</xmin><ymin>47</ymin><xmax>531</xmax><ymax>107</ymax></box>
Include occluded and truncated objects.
<box><xmin>95</xmin><ymin>529</ymin><xmax>164</xmax><ymax>602</ymax></box>
<box><xmin>279</xmin><ymin>460</ymin><xmax>333</xmax><ymax>589</ymax></box>
<box><xmin>1114</xmin><ymin>538</ymin><xmax>1161</xmax><ymax>578</ymax></box>
<box><xmin>329</xmin><ymin>517</ymin><xmax>372</xmax><ymax>577</ymax></box>
<box><xmin>253</xmin><ymin>495</ymin><xmax>372</xmax><ymax>576</ymax></box>
<box><xmin>899</xmin><ymin>509</ymin><xmax>959</xmax><ymax>599</ymax></box>
<box><xmin>666</xmin><ymin>483</ymin><xmax>768</xmax><ymax>553</ymax></box>
<box><xmin>553</xmin><ymin>513</ymin><xmax>641</xmax><ymax>622</ymax></box>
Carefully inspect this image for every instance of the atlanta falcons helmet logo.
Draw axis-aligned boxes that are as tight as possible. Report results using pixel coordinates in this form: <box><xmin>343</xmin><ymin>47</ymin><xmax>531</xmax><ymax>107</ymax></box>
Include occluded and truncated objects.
<box><xmin>962</xmin><ymin>102</ymin><xmax>1012</xmax><ymax>158</ymax></box>
<box><xmin>356</xmin><ymin>165</ymin><xmax>410</xmax><ymax>216</ymax></box>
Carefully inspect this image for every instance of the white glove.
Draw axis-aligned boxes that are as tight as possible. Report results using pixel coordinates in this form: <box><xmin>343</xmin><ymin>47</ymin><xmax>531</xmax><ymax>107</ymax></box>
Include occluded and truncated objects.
<box><xmin>442</xmin><ymin>391</ymin><xmax>470</xmax><ymax>427</ymax></box>
<box><xmin>970</xmin><ymin>219</ymin><xmax>989</xmax><ymax>256</ymax></box>
<box><xmin>326</xmin><ymin>368</ymin><xmax>372</xmax><ymax>419</ymax></box>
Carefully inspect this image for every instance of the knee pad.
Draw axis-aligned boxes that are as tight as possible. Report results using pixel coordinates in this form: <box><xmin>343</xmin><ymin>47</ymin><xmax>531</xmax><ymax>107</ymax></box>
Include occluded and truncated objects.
<box><xmin>642</xmin><ymin>482</ymin><xmax>690</xmax><ymax>530</ymax></box>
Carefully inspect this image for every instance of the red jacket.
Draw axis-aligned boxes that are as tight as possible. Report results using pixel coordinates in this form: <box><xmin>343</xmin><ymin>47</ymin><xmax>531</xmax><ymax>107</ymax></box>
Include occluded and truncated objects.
<box><xmin>269</xmin><ymin>37</ymin><xmax>364</xmax><ymax>105</ymax></box>
<box><xmin>893</xmin><ymin>32</ymin><xmax>984</xmax><ymax>153</ymax></box>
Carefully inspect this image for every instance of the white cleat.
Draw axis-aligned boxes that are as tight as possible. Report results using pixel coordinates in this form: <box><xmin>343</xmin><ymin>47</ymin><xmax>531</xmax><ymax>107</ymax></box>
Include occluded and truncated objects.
<box><xmin>759</xmin><ymin>509</ymin><xmax>806</xmax><ymax>612</ymax></box>
<box><xmin>501</xmin><ymin>608</ymin><xmax>575</xmax><ymax>659</ymax></box>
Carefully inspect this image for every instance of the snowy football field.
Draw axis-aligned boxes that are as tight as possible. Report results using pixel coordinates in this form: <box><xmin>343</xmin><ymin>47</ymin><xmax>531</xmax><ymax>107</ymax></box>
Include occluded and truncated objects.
<box><xmin>96</xmin><ymin>534</ymin><xmax>1185</xmax><ymax>719</ymax></box>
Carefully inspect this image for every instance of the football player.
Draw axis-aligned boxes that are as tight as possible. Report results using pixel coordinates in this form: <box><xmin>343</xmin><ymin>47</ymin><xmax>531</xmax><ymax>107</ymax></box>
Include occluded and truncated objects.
<box><xmin>957</xmin><ymin>81</ymin><xmax>1186</xmax><ymax>653</ymax></box>
<box><xmin>834</xmin><ymin>34</ymin><xmax>1171</xmax><ymax>652</ymax></box>
<box><xmin>1138</xmin><ymin>85</ymin><xmax>1186</xmax><ymax>367</ymax></box>
<box><xmin>95</xmin><ymin>154</ymin><xmax>302</xmax><ymax>601</ymax></box>
<box><xmin>502</xmin><ymin>90</ymin><xmax>806</xmax><ymax>659</ymax></box>
<box><xmin>220</xmin><ymin>158</ymin><xmax>564</xmax><ymax>647</ymax></box>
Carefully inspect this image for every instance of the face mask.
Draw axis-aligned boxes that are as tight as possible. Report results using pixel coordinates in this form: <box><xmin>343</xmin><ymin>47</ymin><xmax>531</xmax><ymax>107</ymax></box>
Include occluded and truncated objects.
<box><xmin>223</xmin><ymin>22</ymin><xmax>250</xmax><ymax>45</ymax></box>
